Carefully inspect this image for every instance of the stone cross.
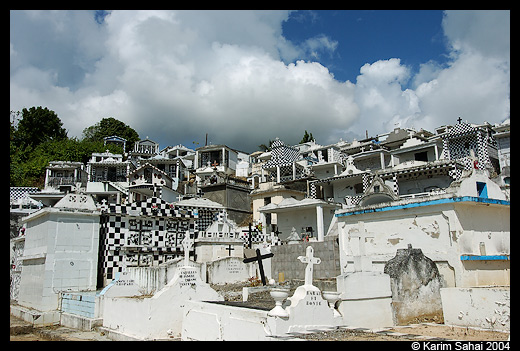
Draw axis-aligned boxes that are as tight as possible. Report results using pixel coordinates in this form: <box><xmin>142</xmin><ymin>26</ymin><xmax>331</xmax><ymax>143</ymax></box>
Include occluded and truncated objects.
<box><xmin>298</xmin><ymin>246</ymin><xmax>321</xmax><ymax>286</ymax></box>
<box><xmin>350</xmin><ymin>222</ymin><xmax>375</xmax><ymax>254</ymax></box>
<box><xmin>182</xmin><ymin>235</ymin><xmax>194</xmax><ymax>267</ymax></box>
<box><xmin>350</xmin><ymin>222</ymin><xmax>375</xmax><ymax>272</ymax></box>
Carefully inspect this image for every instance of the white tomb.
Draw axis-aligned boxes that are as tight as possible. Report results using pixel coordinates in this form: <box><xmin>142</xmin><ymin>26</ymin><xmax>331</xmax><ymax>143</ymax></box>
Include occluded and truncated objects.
<box><xmin>102</xmin><ymin>236</ymin><xmax>223</xmax><ymax>340</ymax></box>
<box><xmin>13</xmin><ymin>193</ymin><xmax>100</xmax><ymax>325</ymax></box>
<box><xmin>182</xmin><ymin>246</ymin><xmax>343</xmax><ymax>340</ymax></box>
<box><xmin>273</xmin><ymin>246</ymin><xmax>342</xmax><ymax>334</ymax></box>
<box><xmin>335</xmin><ymin>223</ymin><xmax>394</xmax><ymax>328</ymax></box>
<box><xmin>206</xmin><ymin>256</ymin><xmax>256</xmax><ymax>285</ymax></box>
<box><xmin>182</xmin><ymin>245</ymin><xmax>344</xmax><ymax>340</ymax></box>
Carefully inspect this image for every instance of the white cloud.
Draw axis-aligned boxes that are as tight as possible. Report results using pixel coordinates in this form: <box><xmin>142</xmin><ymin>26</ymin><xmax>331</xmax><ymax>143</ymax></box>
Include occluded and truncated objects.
<box><xmin>301</xmin><ymin>34</ymin><xmax>339</xmax><ymax>60</ymax></box>
<box><xmin>349</xmin><ymin>10</ymin><xmax>509</xmax><ymax>136</ymax></box>
<box><xmin>10</xmin><ymin>10</ymin><xmax>509</xmax><ymax>153</ymax></box>
<box><xmin>415</xmin><ymin>51</ymin><xmax>510</xmax><ymax>130</ymax></box>
<box><xmin>414</xmin><ymin>10</ymin><xmax>510</xmax><ymax>130</ymax></box>
<box><xmin>10</xmin><ymin>10</ymin><xmax>359</xmax><ymax>151</ymax></box>
<box><xmin>351</xmin><ymin>58</ymin><xmax>420</xmax><ymax>134</ymax></box>
<box><xmin>442</xmin><ymin>10</ymin><xmax>510</xmax><ymax>60</ymax></box>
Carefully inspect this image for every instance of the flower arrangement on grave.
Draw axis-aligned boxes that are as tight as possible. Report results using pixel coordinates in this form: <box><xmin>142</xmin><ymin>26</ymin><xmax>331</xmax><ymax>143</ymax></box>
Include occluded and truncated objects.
<box><xmin>248</xmin><ymin>276</ymin><xmax>262</xmax><ymax>287</ymax></box>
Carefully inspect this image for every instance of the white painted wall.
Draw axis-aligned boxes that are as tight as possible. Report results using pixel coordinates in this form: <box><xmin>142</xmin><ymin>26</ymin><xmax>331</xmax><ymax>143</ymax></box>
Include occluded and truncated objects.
<box><xmin>206</xmin><ymin>257</ymin><xmax>256</xmax><ymax>284</ymax></box>
<box><xmin>18</xmin><ymin>209</ymin><xmax>100</xmax><ymax>312</ymax></box>
<box><xmin>182</xmin><ymin>300</ymin><xmax>275</xmax><ymax>341</ymax></box>
<box><xmin>441</xmin><ymin>287</ymin><xmax>510</xmax><ymax>332</ymax></box>
<box><xmin>336</xmin><ymin>197</ymin><xmax>510</xmax><ymax>288</ymax></box>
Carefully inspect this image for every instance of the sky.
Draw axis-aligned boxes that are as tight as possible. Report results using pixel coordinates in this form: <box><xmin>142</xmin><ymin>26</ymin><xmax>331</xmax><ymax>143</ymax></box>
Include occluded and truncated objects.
<box><xmin>10</xmin><ymin>10</ymin><xmax>510</xmax><ymax>153</ymax></box>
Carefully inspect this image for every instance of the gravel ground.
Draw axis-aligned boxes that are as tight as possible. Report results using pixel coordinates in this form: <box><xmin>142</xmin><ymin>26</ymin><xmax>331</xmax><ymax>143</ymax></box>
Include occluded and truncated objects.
<box><xmin>10</xmin><ymin>315</ymin><xmax>112</xmax><ymax>341</ymax></box>
<box><xmin>295</xmin><ymin>328</ymin><xmax>412</xmax><ymax>341</ymax></box>
<box><xmin>295</xmin><ymin>325</ymin><xmax>509</xmax><ymax>341</ymax></box>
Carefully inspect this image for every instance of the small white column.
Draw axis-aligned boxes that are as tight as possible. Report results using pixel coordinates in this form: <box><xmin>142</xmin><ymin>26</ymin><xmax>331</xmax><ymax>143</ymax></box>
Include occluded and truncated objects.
<box><xmin>316</xmin><ymin>205</ymin><xmax>324</xmax><ymax>242</ymax></box>
<box><xmin>276</xmin><ymin>166</ymin><xmax>281</xmax><ymax>183</ymax></box>
<box><xmin>45</xmin><ymin>168</ymin><xmax>52</xmax><ymax>188</ymax></box>
<box><xmin>260</xmin><ymin>212</ymin><xmax>267</xmax><ymax>237</ymax></box>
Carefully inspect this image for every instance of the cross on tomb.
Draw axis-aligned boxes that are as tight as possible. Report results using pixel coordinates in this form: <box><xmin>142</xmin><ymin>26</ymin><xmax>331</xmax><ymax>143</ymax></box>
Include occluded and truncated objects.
<box><xmin>225</xmin><ymin>244</ymin><xmax>234</xmax><ymax>256</ymax></box>
<box><xmin>182</xmin><ymin>235</ymin><xmax>194</xmax><ymax>267</ymax></box>
<box><xmin>243</xmin><ymin>248</ymin><xmax>274</xmax><ymax>285</ymax></box>
<box><xmin>298</xmin><ymin>246</ymin><xmax>321</xmax><ymax>286</ymax></box>
<box><xmin>350</xmin><ymin>222</ymin><xmax>375</xmax><ymax>272</ymax></box>
<box><xmin>457</xmin><ymin>116</ymin><xmax>463</xmax><ymax>124</ymax></box>
<box><xmin>351</xmin><ymin>232</ymin><xmax>373</xmax><ymax>257</ymax></box>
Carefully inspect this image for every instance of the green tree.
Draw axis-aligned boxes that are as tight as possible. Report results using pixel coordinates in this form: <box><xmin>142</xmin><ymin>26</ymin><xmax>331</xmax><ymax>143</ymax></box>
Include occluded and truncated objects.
<box><xmin>10</xmin><ymin>138</ymin><xmax>123</xmax><ymax>188</ymax></box>
<box><xmin>13</xmin><ymin>107</ymin><xmax>67</xmax><ymax>149</ymax></box>
<box><xmin>82</xmin><ymin>117</ymin><xmax>139</xmax><ymax>152</ymax></box>
<box><xmin>300</xmin><ymin>130</ymin><xmax>315</xmax><ymax>144</ymax></box>
<box><xmin>10</xmin><ymin>107</ymin><xmax>129</xmax><ymax>187</ymax></box>
<box><xmin>258</xmin><ymin>139</ymin><xmax>275</xmax><ymax>152</ymax></box>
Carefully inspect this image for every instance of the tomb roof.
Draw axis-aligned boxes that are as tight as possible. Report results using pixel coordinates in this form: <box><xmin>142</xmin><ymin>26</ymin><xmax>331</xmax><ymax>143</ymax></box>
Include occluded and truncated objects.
<box><xmin>175</xmin><ymin>197</ymin><xmax>224</xmax><ymax>209</ymax></box>
<box><xmin>259</xmin><ymin>197</ymin><xmax>339</xmax><ymax>213</ymax></box>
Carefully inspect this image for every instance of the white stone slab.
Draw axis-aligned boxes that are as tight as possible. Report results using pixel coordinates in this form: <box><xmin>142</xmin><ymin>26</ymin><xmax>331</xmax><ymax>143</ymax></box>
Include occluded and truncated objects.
<box><xmin>335</xmin><ymin>271</ymin><xmax>394</xmax><ymax>328</ymax></box>
<box><xmin>206</xmin><ymin>256</ymin><xmax>254</xmax><ymax>284</ymax></box>
<box><xmin>441</xmin><ymin>287</ymin><xmax>510</xmax><ymax>332</ymax></box>
<box><xmin>102</xmin><ymin>262</ymin><xmax>223</xmax><ymax>340</ymax></box>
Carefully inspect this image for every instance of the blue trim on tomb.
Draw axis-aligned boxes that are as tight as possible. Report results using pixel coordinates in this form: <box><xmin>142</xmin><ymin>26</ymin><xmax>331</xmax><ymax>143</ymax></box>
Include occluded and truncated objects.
<box><xmin>460</xmin><ymin>255</ymin><xmax>509</xmax><ymax>261</ymax></box>
<box><xmin>335</xmin><ymin>196</ymin><xmax>510</xmax><ymax>218</ymax></box>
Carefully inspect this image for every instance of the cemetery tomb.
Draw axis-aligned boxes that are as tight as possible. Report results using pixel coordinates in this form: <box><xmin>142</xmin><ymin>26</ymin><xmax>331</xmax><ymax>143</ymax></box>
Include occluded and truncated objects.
<box><xmin>102</xmin><ymin>235</ymin><xmax>223</xmax><ymax>340</ymax></box>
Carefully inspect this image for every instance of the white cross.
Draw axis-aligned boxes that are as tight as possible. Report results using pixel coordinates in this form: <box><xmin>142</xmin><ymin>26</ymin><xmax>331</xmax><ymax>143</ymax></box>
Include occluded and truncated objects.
<box><xmin>182</xmin><ymin>235</ymin><xmax>193</xmax><ymax>267</ymax></box>
<box><xmin>350</xmin><ymin>222</ymin><xmax>375</xmax><ymax>272</ymax></box>
<box><xmin>298</xmin><ymin>246</ymin><xmax>321</xmax><ymax>286</ymax></box>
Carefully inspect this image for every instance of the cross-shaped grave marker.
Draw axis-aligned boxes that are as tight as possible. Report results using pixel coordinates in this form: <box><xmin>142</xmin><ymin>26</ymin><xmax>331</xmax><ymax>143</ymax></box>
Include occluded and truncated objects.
<box><xmin>243</xmin><ymin>248</ymin><xmax>274</xmax><ymax>285</ymax></box>
<box><xmin>350</xmin><ymin>221</ymin><xmax>375</xmax><ymax>272</ymax></box>
<box><xmin>182</xmin><ymin>235</ymin><xmax>194</xmax><ymax>267</ymax></box>
<box><xmin>225</xmin><ymin>244</ymin><xmax>234</xmax><ymax>256</ymax></box>
<box><xmin>298</xmin><ymin>246</ymin><xmax>321</xmax><ymax>286</ymax></box>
